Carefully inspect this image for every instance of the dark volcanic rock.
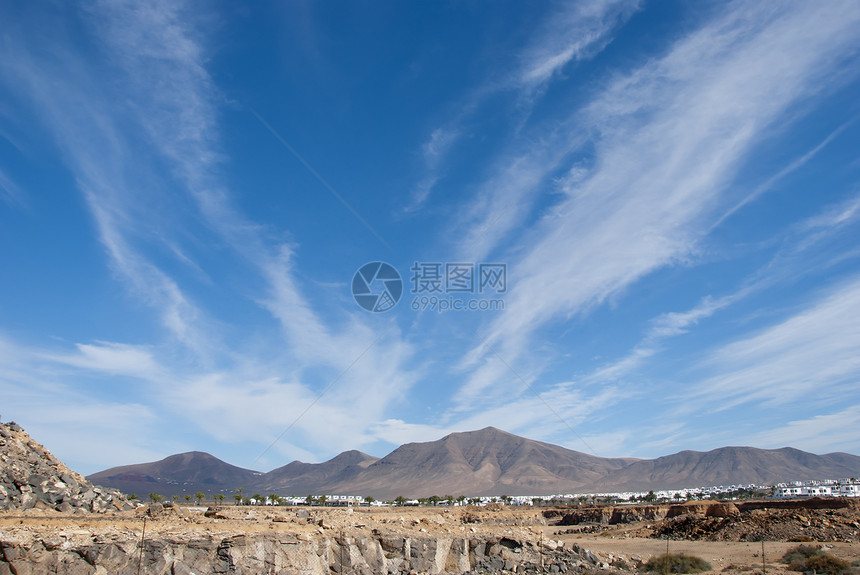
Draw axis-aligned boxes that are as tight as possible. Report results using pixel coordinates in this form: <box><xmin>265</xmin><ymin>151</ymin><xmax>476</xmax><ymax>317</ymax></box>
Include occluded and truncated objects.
<box><xmin>0</xmin><ymin>421</ymin><xmax>131</xmax><ymax>513</ymax></box>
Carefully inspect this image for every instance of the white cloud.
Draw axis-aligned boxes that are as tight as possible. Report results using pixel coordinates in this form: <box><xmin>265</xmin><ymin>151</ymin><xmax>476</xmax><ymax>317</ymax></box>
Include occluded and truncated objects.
<box><xmin>367</xmin><ymin>380</ymin><xmax>622</xmax><ymax>458</ymax></box>
<box><xmin>404</xmin><ymin>128</ymin><xmax>461</xmax><ymax>211</ymax></box>
<box><xmin>11</xmin><ymin>401</ymin><xmax>165</xmax><ymax>475</ymax></box>
<box><xmin>746</xmin><ymin>404</ymin><xmax>860</xmax><ymax>454</ymax></box>
<box><xmin>711</xmin><ymin>121</ymin><xmax>855</xmax><ymax>232</ymax></box>
<box><xmin>517</xmin><ymin>0</ymin><xmax>640</xmax><ymax>91</ymax></box>
<box><xmin>40</xmin><ymin>341</ymin><xmax>161</xmax><ymax>378</ymax></box>
<box><xmin>369</xmin><ymin>419</ymin><xmax>456</xmax><ymax>447</ymax></box>
<box><xmin>691</xmin><ymin>277</ymin><xmax>860</xmax><ymax>409</ymax></box>
<box><xmin>801</xmin><ymin>193</ymin><xmax>860</xmax><ymax>236</ymax></box>
<box><xmin>0</xmin><ymin>168</ymin><xmax>22</xmax><ymax>206</ymax></box>
<box><xmin>590</xmin><ymin>189</ymin><xmax>860</xmax><ymax>388</ymax></box>
<box><xmin>0</xmin><ymin>0</ymin><xmax>426</xmax><ymax>468</ymax></box>
<box><xmin>406</xmin><ymin>0</ymin><xmax>637</xmax><ymax>216</ymax></box>
<box><xmin>453</xmin><ymin>0</ymin><xmax>860</xmax><ymax>409</ymax></box>
<box><xmin>0</xmin><ymin>342</ymin><xmax>166</xmax><ymax>474</ymax></box>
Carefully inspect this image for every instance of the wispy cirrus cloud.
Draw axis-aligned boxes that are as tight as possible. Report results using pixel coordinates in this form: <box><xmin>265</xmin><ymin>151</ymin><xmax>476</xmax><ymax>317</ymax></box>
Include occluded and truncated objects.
<box><xmin>0</xmin><ymin>334</ymin><xmax>168</xmax><ymax>471</ymax></box>
<box><xmin>39</xmin><ymin>341</ymin><xmax>162</xmax><ymax>379</ymax></box>
<box><xmin>372</xmin><ymin>380</ymin><xmax>622</xmax><ymax>456</ymax></box>
<box><xmin>406</xmin><ymin>0</ymin><xmax>638</xmax><ymax>213</ymax></box>
<box><xmin>0</xmin><ymin>0</ymin><xmax>423</xmax><ymax>468</ymax></box>
<box><xmin>746</xmin><ymin>404</ymin><xmax>860</xmax><ymax>454</ymax></box>
<box><xmin>0</xmin><ymin>168</ymin><xmax>22</xmax><ymax>206</ymax></box>
<box><xmin>586</xmin><ymin>189</ymin><xmax>860</xmax><ymax>386</ymax></box>
<box><xmin>0</xmin><ymin>4</ymin><xmax>214</xmax><ymax>355</ymax></box>
<box><xmin>453</xmin><ymin>0</ymin><xmax>860</xmax><ymax>409</ymax></box>
<box><xmin>404</xmin><ymin>127</ymin><xmax>461</xmax><ymax>212</ymax></box>
<box><xmin>516</xmin><ymin>0</ymin><xmax>640</xmax><ymax>92</ymax></box>
<box><xmin>691</xmin><ymin>276</ymin><xmax>860</xmax><ymax>409</ymax></box>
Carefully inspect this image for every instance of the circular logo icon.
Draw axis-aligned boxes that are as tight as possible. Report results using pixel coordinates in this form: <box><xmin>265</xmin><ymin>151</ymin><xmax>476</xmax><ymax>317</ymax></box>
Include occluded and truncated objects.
<box><xmin>352</xmin><ymin>262</ymin><xmax>403</xmax><ymax>312</ymax></box>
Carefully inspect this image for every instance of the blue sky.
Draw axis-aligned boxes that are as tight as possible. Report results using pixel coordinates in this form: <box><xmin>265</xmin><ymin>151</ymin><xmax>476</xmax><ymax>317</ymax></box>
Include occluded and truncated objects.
<box><xmin>1</xmin><ymin>1</ymin><xmax>860</xmax><ymax>476</ymax></box>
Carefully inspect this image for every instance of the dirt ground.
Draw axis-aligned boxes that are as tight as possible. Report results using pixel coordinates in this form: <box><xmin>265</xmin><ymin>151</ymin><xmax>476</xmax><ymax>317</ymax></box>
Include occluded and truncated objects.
<box><xmin>552</xmin><ymin>531</ymin><xmax>860</xmax><ymax>574</ymax></box>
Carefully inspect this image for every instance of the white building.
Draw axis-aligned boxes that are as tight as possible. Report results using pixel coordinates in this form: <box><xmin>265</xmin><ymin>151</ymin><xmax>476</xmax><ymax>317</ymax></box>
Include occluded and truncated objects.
<box><xmin>775</xmin><ymin>481</ymin><xmax>859</xmax><ymax>498</ymax></box>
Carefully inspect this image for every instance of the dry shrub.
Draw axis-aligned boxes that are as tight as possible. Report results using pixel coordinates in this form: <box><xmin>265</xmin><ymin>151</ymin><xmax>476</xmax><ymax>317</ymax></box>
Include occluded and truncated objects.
<box><xmin>643</xmin><ymin>552</ymin><xmax>712</xmax><ymax>574</ymax></box>
<box><xmin>781</xmin><ymin>545</ymin><xmax>853</xmax><ymax>575</ymax></box>
<box><xmin>802</xmin><ymin>554</ymin><xmax>851</xmax><ymax>575</ymax></box>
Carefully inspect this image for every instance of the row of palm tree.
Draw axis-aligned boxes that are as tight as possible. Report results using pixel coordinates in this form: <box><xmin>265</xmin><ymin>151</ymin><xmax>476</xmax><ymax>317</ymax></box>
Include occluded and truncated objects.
<box><xmin>133</xmin><ymin>489</ymin><xmax>533</xmax><ymax>507</ymax></box>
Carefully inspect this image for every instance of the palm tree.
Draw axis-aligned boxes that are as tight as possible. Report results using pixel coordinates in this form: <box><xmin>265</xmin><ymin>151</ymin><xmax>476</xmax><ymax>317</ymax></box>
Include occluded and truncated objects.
<box><xmin>394</xmin><ymin>496</ymin><xmax>407</xmax><ymax>506</ymax></box>
<box><xmin>234</xmin><ymin>487</ymin><xmax>244</xmax><ymax>505</ymax></box>
<box><xmin>195</xmin><ymin>492</ymin><xmax>206</xmax><ymax>505</ymax></box>
<box><xmin>364</xmin><ymin>495</ymin><xmax>374</xmax><ymax>505</ymax></box>
<box><xmin>172</xmin><ymin>495</ymin><xmax>179</xmax><ymax>504</ymax></box>
<box><xmin>269</xmin><ymin>494</ymin><xmax>281</xmax><ymax>506</ymax></box>
<box><xmin>214</xmin><ymin>494</ymin><xmax>225</xmax><ymax>504</ymax></box>
<box><xmin>317</xmin><ymin>495</ymin><xmax>328</xmax><ymax>506</ymax></box>
<box><xmin>149</xmin><ymin>493</ymin><xmax>163</xmax><ymax>503</ymax></box>
<box><xmin>128</xmin><ymin>494</ymin><xmax>138</xmax><ymax>501</ymax></box>
<box><xmin>184</xmin><ymin>494</ymin><xmax>192</xmax><ymax>503</ymax></box>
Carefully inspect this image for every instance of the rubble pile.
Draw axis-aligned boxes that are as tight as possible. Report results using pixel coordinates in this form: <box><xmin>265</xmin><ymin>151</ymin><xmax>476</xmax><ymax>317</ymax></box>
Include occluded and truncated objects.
<box><xmin>0</xmin><ymin>420</ymin><xmax>131</xmax><ymax>513</ymax></box>
<box><xmin>650</xmin><ymin>501</ymin><xmax>860</xmax><ymax>542</ymax></box>
<box><xmin>548</xmin><ymin>505</ymin><xmax>668</xmax><ymax>526</ymax></box>
<box><xmin>546</xmin><ymin>498</ymin><xmax>860</xmax><ymax>544</ymax></box>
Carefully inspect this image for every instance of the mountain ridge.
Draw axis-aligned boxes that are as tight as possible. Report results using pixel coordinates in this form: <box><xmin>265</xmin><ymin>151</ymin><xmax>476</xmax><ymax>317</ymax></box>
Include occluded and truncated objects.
<box><xmin>87</xmin><ymin>427</ymin><xmax>860</xmax><ymax>499</ymax></box>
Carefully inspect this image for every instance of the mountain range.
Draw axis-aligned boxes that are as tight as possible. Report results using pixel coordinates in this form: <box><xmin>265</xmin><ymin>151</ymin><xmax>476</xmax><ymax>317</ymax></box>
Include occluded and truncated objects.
<box><xmin>87</xmin><ymin>427</ymin><xmax>860</xmax><ymax>499</ymax></box>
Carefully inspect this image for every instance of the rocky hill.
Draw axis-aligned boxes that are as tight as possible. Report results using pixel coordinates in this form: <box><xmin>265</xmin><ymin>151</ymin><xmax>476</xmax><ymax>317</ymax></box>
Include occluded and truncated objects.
<box><xmin>0</xmin><ymin>419</ymin><xmax>130</xmax><ymax>513</ymax></box>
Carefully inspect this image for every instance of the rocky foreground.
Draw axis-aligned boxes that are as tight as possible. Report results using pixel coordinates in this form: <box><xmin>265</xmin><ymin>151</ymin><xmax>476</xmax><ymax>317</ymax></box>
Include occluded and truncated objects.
<box><xmin>0</xmin><ymin>505</ymin><xmax>612</xmax><ymax>575</ymax></box>
<box><xmin>549</xmin><ymin>498</ymin><xmax>860</xmax><ymax>543</ymax></box>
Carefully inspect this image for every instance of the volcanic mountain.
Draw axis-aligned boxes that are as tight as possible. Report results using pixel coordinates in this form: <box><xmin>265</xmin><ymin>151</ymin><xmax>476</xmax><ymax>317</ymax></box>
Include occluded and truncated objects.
<box><xmin>88</xmin><ymin>427</ymin><xmax>860</xmax><ymax>499</ymax></box>
<box><xmin>261</xmin><ymin>450</ymin><xmax>379</xmax><ymax>495</ymax></box>
<box><xmin>298</xmin><ymin>427</ymin><xmax>637</xmax><ymax>498</ymax></box>
<box><xmin>591</xmin><ymin>446</ymin><xmax>860</xmax><ymax>492</ymax></box>
<box><xmin>87</xmin><ymin>451</ymin><xmax>261</xmax><ymax>497</ymax></box>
